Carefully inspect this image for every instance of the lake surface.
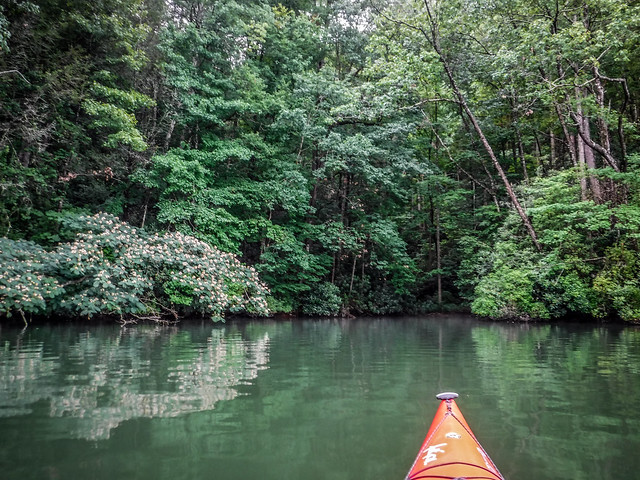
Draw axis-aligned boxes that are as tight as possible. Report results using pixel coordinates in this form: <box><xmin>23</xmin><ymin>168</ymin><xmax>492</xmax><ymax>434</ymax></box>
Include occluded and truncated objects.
<box><xmin>0</xmin><ymin>315</ymin><xmax>639</xmax><ymax>479</ymax></box>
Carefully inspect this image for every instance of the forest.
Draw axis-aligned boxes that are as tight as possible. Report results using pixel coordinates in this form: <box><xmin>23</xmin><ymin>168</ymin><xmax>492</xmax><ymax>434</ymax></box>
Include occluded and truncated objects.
<box><xmin>2</xmin><ymin>0</ymin><xmax>640</xmax><ymax>323</ymax></box>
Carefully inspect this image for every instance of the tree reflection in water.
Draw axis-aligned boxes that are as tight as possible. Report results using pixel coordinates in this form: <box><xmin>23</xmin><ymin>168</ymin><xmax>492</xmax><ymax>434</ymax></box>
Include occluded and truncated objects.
<box><xmin>0</xmin><ymin>324</ymin><xmax>270</xmax><ymax>440</ymax></box>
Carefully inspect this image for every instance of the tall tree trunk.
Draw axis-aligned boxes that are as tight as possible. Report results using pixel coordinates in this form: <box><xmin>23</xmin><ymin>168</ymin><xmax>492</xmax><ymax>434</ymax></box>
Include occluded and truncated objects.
<box><xmin>164</xmin><ymin>118</ymin><xmax>176</xmax><ymax>151</ymax></box>
<box><xmin>340</xmin><ymin>172</ymin><xmax>350</xmax><ymax>227</ymax></box>
<box><xmin>331</xmin><ymin>252</ymin><xmax>337</xmax><ymax>284</ymax></box>
<box><xmin>349</xmin><ymin>254</ymin><xmax>357</xmax><ymax>295</ymax></box>
<box><xmin>581</xmin><ymin>112</ymin><xmax>602</xmax><ymax>202</ymax></box>
<box><xmin>555</xmin><ymin>104</ymin><xmax>578</xmax><ymax>168</ymax></box>
<box><xmin>516</xmin><ymin>129</ymin><xmax>529</xmax><ymax>183</ymax></box>
<box><xmin>593</xmin><ymin>74</ymin><xmax>611</xmax><ymax>154</ymax></box>
<box><xmin>593</xmin><ymin>67</ymin><xmax>631</xmax><ymax>171</ymax></box>
<box><xmin>568</xmin><ymin>105</ymin><xmax>620</xmax><ymax>172</ymax></box>
<box><xmin>533</xmin><ymin>131</ymin><xmax>542</xmax><ymax>173</ymax></box>
<box><xmin>511</xmin><ymin>103</ymin><xmax>529</xmax><ymax>183</ymax></box>
<box><xmin>575</xmin><ymin>130</ymin><xmax>589</xmax><ymax>201</ymax></box>
<box><xmin>435</xmin><ymin>206</ymin><xmax>442</xmax><ymax>305</ymax></box>
<box><xmin>549</xmin><ymin>129</ymin><xmax>556</xmax><ymax>169</ymax></box>
<box><xmin>575</xmin><ymin>88</ymin><xmax>602</xmax><ymax>201</ymax></box>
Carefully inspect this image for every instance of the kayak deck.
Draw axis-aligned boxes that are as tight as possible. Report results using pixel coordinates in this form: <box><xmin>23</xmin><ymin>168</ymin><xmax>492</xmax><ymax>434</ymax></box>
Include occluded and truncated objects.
<box><xmin>405</xmin><ymin>393</ymin><xmax>505</xmax><ymax>480</ymax></box>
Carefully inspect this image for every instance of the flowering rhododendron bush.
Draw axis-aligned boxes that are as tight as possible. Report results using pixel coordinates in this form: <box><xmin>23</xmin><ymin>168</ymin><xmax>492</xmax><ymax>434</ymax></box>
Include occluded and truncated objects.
<box><xmin>0</xmin><ymin>213</ymin><xmax>270</xmax><ymax>321</ymax></box>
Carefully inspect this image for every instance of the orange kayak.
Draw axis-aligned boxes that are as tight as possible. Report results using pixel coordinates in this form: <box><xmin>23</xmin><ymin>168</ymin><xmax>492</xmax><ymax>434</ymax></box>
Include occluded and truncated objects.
<box><xmin>404</xmin><ymin>392</ymin><xmax>505</xmax><ymax>480</ymax></box>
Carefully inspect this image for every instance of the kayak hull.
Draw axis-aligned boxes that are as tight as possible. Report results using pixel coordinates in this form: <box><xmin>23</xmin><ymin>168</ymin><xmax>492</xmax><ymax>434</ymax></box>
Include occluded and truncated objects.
<box><xmin>405</xmin><ymin>393</ymin><xmax>504</xmax><ymax>480</ymax></box>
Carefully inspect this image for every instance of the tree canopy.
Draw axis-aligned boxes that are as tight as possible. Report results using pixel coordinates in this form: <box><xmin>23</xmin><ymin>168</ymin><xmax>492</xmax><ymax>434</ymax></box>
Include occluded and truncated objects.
<box><xmin>2</xmin><ymin>0</ymin><xmax>640</xmax><ymax>322</ymax></box>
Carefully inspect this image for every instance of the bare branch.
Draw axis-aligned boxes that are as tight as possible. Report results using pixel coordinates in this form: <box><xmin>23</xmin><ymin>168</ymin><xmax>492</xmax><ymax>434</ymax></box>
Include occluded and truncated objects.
<box><xmin>0</xmin><ymin>70</ymin><xmax>30</xmax><ymax>84</ymax></box>
<box><xmin>400</xmin><ymin>98</ymin><xmax>462</xmax><ymax>110</ymax></box>
<box><xmin>594</xmin><ymin>66</ymin><xmax>631</xmax><ymax>113</ymax></box>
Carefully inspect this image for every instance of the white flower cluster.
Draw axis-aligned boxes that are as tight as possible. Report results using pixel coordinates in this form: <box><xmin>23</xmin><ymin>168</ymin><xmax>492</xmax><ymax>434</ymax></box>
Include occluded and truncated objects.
<box><xmin>0</xmin><ymin>239</ymin><xmax>63</xmax><ymax>316</ymax></box>
<box><xmin>1</xmin><ymin>213</ymin><xmax>270</xmax><ymax>320</ymax></box>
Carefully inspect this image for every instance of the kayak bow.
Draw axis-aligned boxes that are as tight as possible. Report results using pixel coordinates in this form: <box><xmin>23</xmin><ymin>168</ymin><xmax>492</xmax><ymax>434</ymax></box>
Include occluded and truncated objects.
<box><xmin>404</xmin><ymin>392</ymin><xmax>505</xmax><ymax>480</ymax></box>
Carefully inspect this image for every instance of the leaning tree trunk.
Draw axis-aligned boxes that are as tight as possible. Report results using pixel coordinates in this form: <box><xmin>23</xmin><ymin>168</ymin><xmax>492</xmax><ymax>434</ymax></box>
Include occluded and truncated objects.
<box><xmin>575</xmin><ymin>88</ymin><xmax>603</xmax><ymax>202</ymax></box>
<box><xmin>377</xmin><ymin>0</ymin><xmax>542</xmax><ymax>251</ymax></box>
<box><xmin>459</xmin><ymin>97</ymin><xmax>542</xmax><ymax>251</ymax></box>
<box><xmin>420</xmin><ymin>3</ymin><xmax>541</xmax><ymax>251</ymax></box>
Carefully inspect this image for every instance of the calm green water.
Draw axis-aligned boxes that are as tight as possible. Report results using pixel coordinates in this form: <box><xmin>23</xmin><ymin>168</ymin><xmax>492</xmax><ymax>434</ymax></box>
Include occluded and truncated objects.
<box><xmin>0</xmin><ymin>316</ymin><xmax>639</xmax><ymax>479</ymax></box>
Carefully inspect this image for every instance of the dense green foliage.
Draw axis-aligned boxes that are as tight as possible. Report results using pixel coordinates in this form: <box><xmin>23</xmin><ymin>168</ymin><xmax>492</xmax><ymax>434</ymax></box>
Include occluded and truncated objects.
<box><xmin>2</xmin><ymin>0</ymin><xmax>640</xmax><ymax>322</ymax></box>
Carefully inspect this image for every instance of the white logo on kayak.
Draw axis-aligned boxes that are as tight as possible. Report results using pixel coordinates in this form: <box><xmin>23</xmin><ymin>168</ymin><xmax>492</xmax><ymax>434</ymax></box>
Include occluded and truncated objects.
<box><xmin>477</xmin><ymin>447</ymin><xmax>498</xmax><ymax>473</ymax></box>
<box><xmin>422</xmin><ymin>443</ymin><xmax>447</xmax><ymax>465</ymax></box>
<box><xmin>445</xmin><ymin>432</ymin><xmax>461</xmax><ymax>439</ymax></box>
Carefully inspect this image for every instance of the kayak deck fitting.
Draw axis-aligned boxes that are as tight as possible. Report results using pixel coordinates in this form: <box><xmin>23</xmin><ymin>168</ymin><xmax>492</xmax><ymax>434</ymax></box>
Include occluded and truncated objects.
<box><xmin>404</xmin><ymin>392</ymin><xmax>505</xmax><ymax>480</ymax></box>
